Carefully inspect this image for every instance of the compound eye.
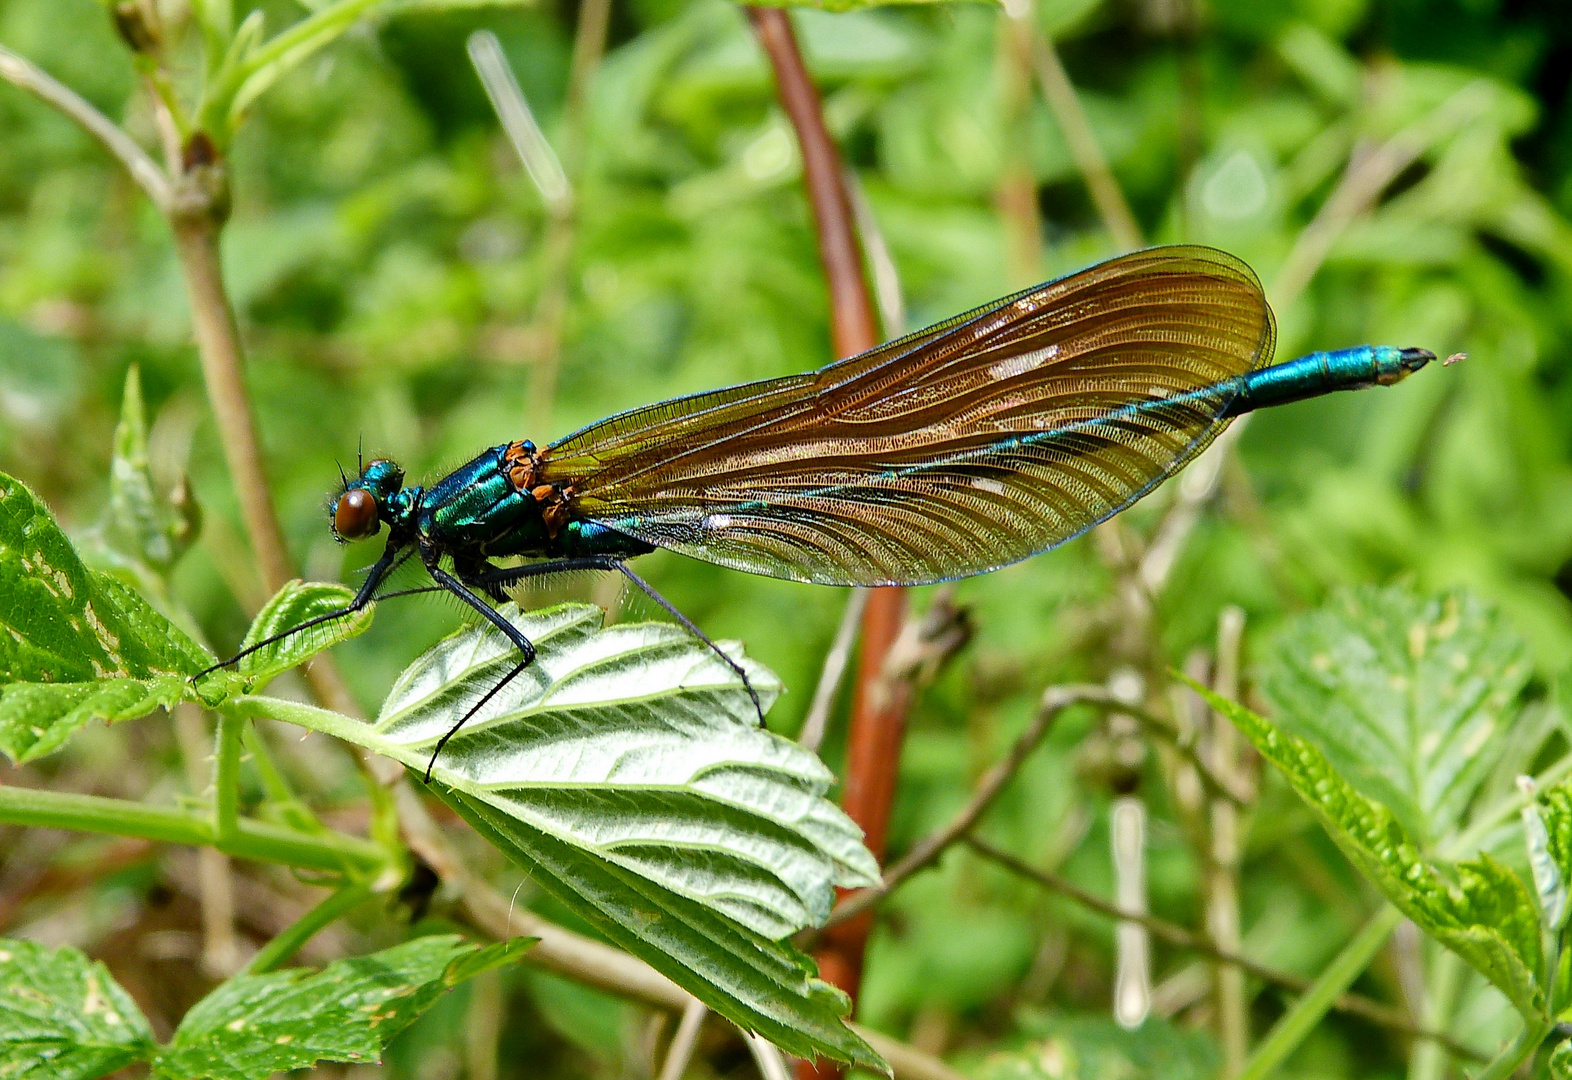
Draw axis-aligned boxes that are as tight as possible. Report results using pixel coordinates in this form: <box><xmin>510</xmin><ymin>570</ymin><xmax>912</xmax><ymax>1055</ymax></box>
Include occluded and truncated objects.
<box><xmin>333</xmin><ymin>488</ymin><xmax>380</xmax><ymax>540</ymax></box>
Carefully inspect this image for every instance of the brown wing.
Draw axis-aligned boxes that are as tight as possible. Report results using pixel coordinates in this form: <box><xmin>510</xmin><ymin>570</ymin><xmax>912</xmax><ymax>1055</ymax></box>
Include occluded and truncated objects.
<box><xmin>541</xmin><ymin>245</ymin><xmax>1276</xmax><ymax>586</ymax></box>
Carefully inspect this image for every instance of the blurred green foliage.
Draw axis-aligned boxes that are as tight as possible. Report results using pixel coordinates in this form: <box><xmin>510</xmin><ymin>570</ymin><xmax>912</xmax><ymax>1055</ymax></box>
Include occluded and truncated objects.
<box><xmin>3</xmin><ymin>0</ymin><xmax>1572</xmax><ymax>1075</ymax></box>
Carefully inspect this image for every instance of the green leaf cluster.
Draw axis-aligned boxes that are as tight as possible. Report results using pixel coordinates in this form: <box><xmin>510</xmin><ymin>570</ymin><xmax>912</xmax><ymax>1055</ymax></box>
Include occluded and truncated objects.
<box><xmin>1206</xmin><ymin>680</ymin><xmax>1547</xmax><ymax>1016</ymax></box>
<box><xmin>242</xmin><ymin>601</ymin><xmax>884</xmax><ymax>1067</ymax></box>
<box><xmin>1201</xmin><ymin>586</ymin><xmax>1572</xmax><ymax>1040</ymax></box>
<box><xmin>0</xmin><ymin>934</ymin><xmax>529</xmax><ymax>1080</ymax></box>
<box><xmin>0</xmin><ymin>473</ymin><xmax>210</xmax><ymax>762</ymax></box>
<box><xmin>0</xmin><ymin>465</ymin><xmax>884</xmax><ymax>1068</ymax></box>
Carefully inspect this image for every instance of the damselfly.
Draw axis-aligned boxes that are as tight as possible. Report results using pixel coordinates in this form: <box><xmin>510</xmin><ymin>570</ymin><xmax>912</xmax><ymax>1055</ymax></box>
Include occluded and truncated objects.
<box><xmin>204</xmin><ymin>245</ymin><xmax>1452</xmax><ymax>777</ymax></box>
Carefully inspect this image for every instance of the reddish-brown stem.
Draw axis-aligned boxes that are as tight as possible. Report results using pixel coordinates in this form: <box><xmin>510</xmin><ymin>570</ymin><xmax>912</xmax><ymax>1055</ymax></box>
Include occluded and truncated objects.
<box><xmin>747</xmin><ymin>10</ymin><xmax>906</xmax><ymax>1077</ymax></box>
<box><xmin>746</xmin><ymin>7</ymin><xmax>879</xmax><ymax>360</ymax></box>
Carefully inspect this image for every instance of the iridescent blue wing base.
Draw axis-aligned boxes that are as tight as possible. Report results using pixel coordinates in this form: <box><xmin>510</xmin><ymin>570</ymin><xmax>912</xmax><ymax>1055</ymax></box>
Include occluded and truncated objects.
<box><xmin>542</xmin><ymin>245</ymin><xmax>1276</xmax><ymax>586</ymax></box>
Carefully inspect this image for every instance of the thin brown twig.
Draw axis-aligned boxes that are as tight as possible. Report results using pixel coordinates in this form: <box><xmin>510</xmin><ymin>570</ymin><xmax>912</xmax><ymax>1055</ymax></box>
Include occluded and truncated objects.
<box><xmin>799</xmin><ymin>590</ymin><xmax>868</xmax><ymax>753</ymax></box>
<box><xmin>659</xmin><ymin>999</ymin><xmax>709</xmax><ymax>1080</ymax></box>
<box><xmin>965</xmin><ymin>837</ymin><xmax>1486</xmax><ymax>1063</ymax></box>
<box><xmin>1016</xmin><ymin>11</ymin><xmax>1142</xmax><ymax>252</ymax></box>
<box><xmin>821</xmin><ymin>680</ymin><xmax>1244</xmax><ymax>936</ymax></box>
<box><xmin>1269</xmin><ymin>79</ymin><xmax>1494</xmax><ymax>311</ymax></box>
<box><xmin>391</xmin><ymin>779</ymin><xmax>968</xmax><ymax>1080</ymax></box>
<box><xmin>168</xmin><ymin>210</ymin><xmax>360</xmax><ymax>717</ymax></box>
<box><xmin>1096</xmin><ymin>689</ymin><xmax>1252</xmax><ymax>806</ymax></box>
<box><xmin>1207</xmin><ymin>607</ymin><xmax>1248</xmax><ymax>1074</ymax></box>
<box><xmin>863</xmin><ymin>589</ymin><xmax>972</xmax><ymax>720</ymax></box>
<box><xmin>824</xmin><ymin>683</ymin><xmax>1101</xmax><ymax>929</ymax></box>
<box><xmin>170</xmin><ymin>215</ymin><xmax>290</xmax><ymax>594</ymax></box>
<box><xmin>0</xmin><ymin>45</ymin><xmax>171</xmax><ymax>208</ymax></box>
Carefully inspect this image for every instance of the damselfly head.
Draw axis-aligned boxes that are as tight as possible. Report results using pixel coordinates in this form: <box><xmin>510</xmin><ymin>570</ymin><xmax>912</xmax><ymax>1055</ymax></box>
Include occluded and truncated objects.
<box><xmin>330</xmin><ymin>458</ymin><xmax>405</xmax><ymax>542</ymax></box>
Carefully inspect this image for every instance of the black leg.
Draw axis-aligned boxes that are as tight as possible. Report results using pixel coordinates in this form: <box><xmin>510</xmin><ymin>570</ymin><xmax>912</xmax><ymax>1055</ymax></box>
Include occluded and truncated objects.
<box><xmin>476</xmin><ymin>557</ymin><xmax>766</xmax><ymax>726</ymax></box>
<box><xmin>424</xmin><ymin>562</ymin><xmax>539</xmax><ymax>667</ymax></box>
<box><xmin>193</xmin><ymin>540</ymin><xmax>410</xmax><ymax>680</ymax></box>
<box><xmin>424</xmin><ymin>658</ymin><xmax>529</xmax><ymax>782</ymax></box>
<box><xmin>612</xmin><ymin>562</ymin><xmax>765</xmax><ymax>726</ymax></box>
<box><xmin>418</xmin><ymin>561</ymin><xmax>542</xmax><ymax>778</ymax></box>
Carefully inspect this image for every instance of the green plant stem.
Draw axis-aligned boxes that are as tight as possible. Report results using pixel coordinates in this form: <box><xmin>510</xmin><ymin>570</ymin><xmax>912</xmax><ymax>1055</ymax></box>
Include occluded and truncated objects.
<box><xmin>1408</xmin><ymin>949</ymin><xmax>1466</xmax><ymax>1080</ymax></box>
<box><xmin>0</xmin><ymin>45</ymin><xmax>171</xmax><ymax>207</ymax></box>
<box><xmin>1473</xmin><ymin>1021</ymin><xmax>1551</xmax><ymax>1080</ymax></box>
<box><xmin>213</xmin><ymin>711</ymin><xmax>243</xmax><ymax>842</ymax></box>
<box><xmin>242</xmin><ymin>722</ymin><xmax>324</xmax><ymax>834</ymax></box>
<box><xmin>1022</xmin><ymin>14</ymin><xmax>1142</xmax><ymax>251</ymax></box>
<box><xmin>228</xmin><ymin>696</ymin><xmax>387</xmax><ymax>751</ymax></box>
<box><xmin>1238</xmin><ymin>905</ymin><xmax>1405</xmax><ymax>1080</ymax></box>
<box><xmin>202</xmin><ymin>0</ymin><xmax>385</xmax><ymax>130</ymax></box>
<box><xmin>243</xmin><ymin>880</ymin><xmax>374</xmax><ymax>975</ymax></box>
<box><xmin>0</xmin><ymin>784</ymin><xmax>383</xmax><ymax>872</ymax></box>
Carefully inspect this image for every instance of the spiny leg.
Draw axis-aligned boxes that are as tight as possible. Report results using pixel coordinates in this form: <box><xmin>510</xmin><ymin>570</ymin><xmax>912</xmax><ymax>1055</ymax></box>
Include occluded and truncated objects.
<box><xmin>476</xmin><ymin>556</ymin><xmax>766</xmax><ymax>726</ymax></box>
<box><xmin>425</xmin><ymin>562</ymin><xmax>540</xmax><ymax>665</ymax></box>
<box><xmin>193</xmin><ymin>540</ymin><xmax>411</xmax><ymax>680</ymax></box>
<box><xmin>612</xmin><ymin>561</ymin><xmax>765</xmax><ymax>726</ymax></box>
<box><xmin>419</xmin><ymin>560</ymin><xmax>540</xmax><ymax>777</ymax></box>
<box><xmin>424</xmin><ymin>657</ymin><xmax>529</xmax><ymax>782</ymax></box>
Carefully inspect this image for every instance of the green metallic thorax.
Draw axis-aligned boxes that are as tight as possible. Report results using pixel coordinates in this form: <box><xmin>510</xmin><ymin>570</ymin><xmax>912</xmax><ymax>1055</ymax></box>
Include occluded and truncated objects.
<box><xmin>402</xmin><ymin>444</ymin><xmax>650</xmax><ymax>562</ymax></box>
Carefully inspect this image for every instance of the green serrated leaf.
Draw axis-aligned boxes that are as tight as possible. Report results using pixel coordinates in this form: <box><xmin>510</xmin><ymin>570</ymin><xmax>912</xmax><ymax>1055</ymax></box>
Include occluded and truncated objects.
<box><xmin>374</xmin><ymin>603</ymin><xmax>876</xmax><ymax>936</ymax></box>
<box><xmin>237</xmin><ymin>602</ymin><xmax>885</xmax><ymax>1069</ymax></box>
<box><xmin>152</xmin><ymin>935</ymin><xmax>530</xmax><ymax>1080</ymax></box>
<box><xmin>1262</xmin><ymin>586</ymin><xmax>1530</xmax><ymax>844</ymax></box>
<box><xmin>234</xmin><ymin>580</ymin><xmax>372</xmax><ymax>688</ymax></box>
<box><xmin>0</xmin><ymin>937</ymin><xmax>156</xmax><ymax>1080</ymax></box>
<box><xmin>448</xmin><ymin>785</ymin><xmax>882</xmax><ymax>1068</ymax></box>
<box><xmin>1197</xmin><ymin>680</ymin><xmax>1547</xmax><ymax>1019</ymax></box>
<box><xmin>0</xmin><ymin>678</ymin><xmax>189</xmax><ymax>763</ymax></box>
<box><xmin>0</xmin><ymin>471</ymin><xmax>213</xmax><ymax>761</ymax></box>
